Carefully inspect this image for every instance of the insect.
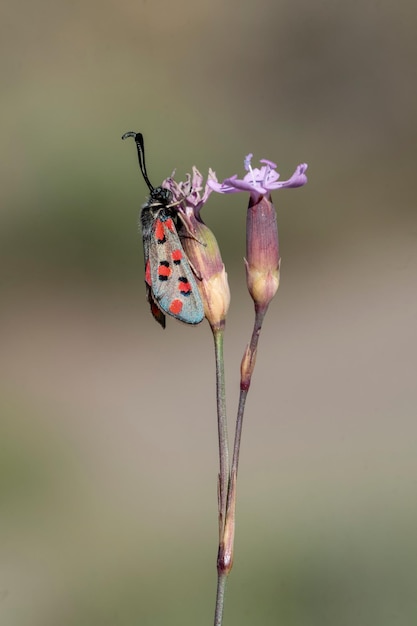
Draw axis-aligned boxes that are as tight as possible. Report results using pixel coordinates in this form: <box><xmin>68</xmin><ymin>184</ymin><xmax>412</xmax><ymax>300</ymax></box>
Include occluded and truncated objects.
<box><xmin>122</xmin><ymin>131</ymin><xmax>204</xmax><ymax>328</ymax></box>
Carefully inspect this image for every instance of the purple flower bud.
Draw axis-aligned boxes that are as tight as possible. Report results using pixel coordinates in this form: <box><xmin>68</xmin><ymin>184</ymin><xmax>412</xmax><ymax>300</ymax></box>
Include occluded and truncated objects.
<box><xmin>210</xmin><ymin>154</ymin><xmax>308</xmax><ymax>309</ymax></box>
<box><xmin>245</xmin><ymin>193</ymin><xmax>281</xmax><ymax>308</ymax></box>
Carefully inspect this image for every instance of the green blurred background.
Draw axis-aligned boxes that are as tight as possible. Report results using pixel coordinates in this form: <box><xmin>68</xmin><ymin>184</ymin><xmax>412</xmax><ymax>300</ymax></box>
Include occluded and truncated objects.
<box><xmin>1</xmin><ymin>1</ymin><xmax>417</xmax><ymax>624</ymax></box>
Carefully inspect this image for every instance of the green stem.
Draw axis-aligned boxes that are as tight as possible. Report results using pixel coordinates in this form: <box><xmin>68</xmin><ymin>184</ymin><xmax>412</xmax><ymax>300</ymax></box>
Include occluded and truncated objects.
<box><xmin>214</xmin><ymin>572</ymin><xmax>228</xmax><ymax>626</ymax></box>
<box><xmin>212</xmin><ymin>327</ymin><xmax>229</xmax><ymax>535</ymax></box>
<box><xmin>212</xmin><ymin>326</ymin><xmax>230</xmax><ymax>626</ymax></box>
<box><xmin>230</xmin><ymin>304</ymin><xmax>267</xmax><ymax>490</ymax></box>
<box><xmin>213</xmin><ymin>305</ymin><xmax>268</xmax><ymax>626</ymax></box>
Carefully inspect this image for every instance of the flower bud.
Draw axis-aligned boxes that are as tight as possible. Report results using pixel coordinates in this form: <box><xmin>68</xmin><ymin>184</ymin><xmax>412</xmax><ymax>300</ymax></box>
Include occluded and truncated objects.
<box><xmin>180</xmin><ymin>216</ymin><xmax>230</xmax><ymax>331</ymax></box>
<box><xmin>245</xmin><ymin>193</ymin><xmax>280</xmax><ymax>309</ymax></box>
<box><xmin>209</xmin><ymin>155</ymin><xmax>307</xmax><ymax>311</ymax></box>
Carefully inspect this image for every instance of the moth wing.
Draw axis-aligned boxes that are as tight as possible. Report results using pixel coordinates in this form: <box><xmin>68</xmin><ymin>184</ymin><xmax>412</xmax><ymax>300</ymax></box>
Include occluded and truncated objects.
<box><xmin>145</xmin><ymin>282</ymin><xmax>166</xmax><ymax>328</ymax></box>
<box><xmin>148</xmin><ymin>220</ymin><xmax>204</xmax><ymax>325</ymax></box>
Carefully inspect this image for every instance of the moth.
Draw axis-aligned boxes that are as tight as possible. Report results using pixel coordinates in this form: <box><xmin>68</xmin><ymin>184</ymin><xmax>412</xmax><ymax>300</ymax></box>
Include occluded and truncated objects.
<box><xmin>122</xmin><ymin>131</ymin><xmax>204</xmax><ymax>328</ymax></box>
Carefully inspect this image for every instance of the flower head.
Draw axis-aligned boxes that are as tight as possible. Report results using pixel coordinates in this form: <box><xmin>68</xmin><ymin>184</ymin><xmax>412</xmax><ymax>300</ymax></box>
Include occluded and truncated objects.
<box><xmin>164</xmin><ymin>166</ymin><xmax>215</xmax><ymax>218</ymax></box>
<box><xmin>210</xmin><ymin>153</ymin><xmax>308</xmax><ymax>310</ymax></box>
<box><xmin>209</xmin><ymin>154</ymin><xmax>308</xmax><ymax>202</ymax></box>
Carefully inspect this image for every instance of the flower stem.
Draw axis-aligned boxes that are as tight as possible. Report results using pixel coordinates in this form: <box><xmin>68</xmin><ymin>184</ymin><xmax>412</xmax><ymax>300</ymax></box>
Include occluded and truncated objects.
<box><xmin>212</xmin><ymin>326</ymin><xmax>229</xmax><ymax>536</ymax></box>
<box><xmin>212</xmin><ymin>304</ymin><xmax>269</xmax><ymax>626</ymax></box>
<box><xmin>214</xmin><ymin>572</ymin><xmax>227</xmax><ymax>626</ymax></box>
<box><xmin>211</xmin><ymin>325</ymin><xmax>230</xmax><ymax>626</ymax></box>
<box><xmin>231</xmin><ymin>304</ymin><xmax>268</xmax><ymax>480</ymax></box>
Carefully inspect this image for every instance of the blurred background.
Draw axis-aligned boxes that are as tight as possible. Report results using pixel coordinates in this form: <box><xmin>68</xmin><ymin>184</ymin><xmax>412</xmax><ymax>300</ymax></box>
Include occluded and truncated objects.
<box><xmin>1</xmin><ymin>0</ymin><xmax>417</xmax><ymax>624</ymax></box>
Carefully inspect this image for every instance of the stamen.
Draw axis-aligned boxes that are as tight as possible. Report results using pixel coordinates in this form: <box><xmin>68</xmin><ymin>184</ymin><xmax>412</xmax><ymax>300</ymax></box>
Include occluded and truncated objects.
<box><xmin>244</xmin><ymin>154</ymin><xmax>256</xmax><ymax>186</ymax></box>
<box><xmin>262</xmin><ymin>164</ymin><xmax>271</xmax><ymax>187</ymax></box>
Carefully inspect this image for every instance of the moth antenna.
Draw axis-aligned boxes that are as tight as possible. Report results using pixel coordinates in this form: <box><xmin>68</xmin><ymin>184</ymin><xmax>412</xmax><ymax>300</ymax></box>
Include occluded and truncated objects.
<box><xmin>122</xmin><ymin>131</ymin><xmax>155</xmax><ymax>192</ymax></box>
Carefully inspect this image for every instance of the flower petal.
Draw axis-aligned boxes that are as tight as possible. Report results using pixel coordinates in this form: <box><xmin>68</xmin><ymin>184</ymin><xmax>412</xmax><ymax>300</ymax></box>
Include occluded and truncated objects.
<box><xmin>164</xmin><ymin>167</ymin><xmax>216</xmax><ymax>218</ymax></box>
<box><xmin>209</xmin><ymin>157</ymin><xmax>308</xmax><ymax>199</ymax></box>
<box><xmin>269</xmin><ymin>163</ymin><xmax>308</xmax><ymax>189</ymax></box>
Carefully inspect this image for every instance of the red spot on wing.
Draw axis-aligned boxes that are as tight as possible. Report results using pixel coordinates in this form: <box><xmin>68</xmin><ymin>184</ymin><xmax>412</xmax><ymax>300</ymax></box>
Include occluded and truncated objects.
<box><xmin>179</xmin><ymin>281</ymin><xmax>192</xmax><ymax>295</ymax></box>
<box><xmin>169</xmin><ymin>299</ymin><xmax>183</xmax><ymax>315</ymax></box>
<box><xmin>145</xmin><ymin>260</ymin><xmax>152</xmax><ymax>286</ymax></box>
<box><xmin>155</xmin><ymin>220</ymin><xmax>165</xmax><ymax>242</ymax></box>
<box><xmin>165</xmin><ymin>218</ymin><xmax>175</xmax><ymax>232</ymax></box>
<box><xmin>172</xmin><ymin>249</ymin><xmax>182</xmax><ymax>262</ymax></box>
<box><xmin>158</xmin><ymin>264</ymin><xmax>172</xmax><ymax>279</ymax></box>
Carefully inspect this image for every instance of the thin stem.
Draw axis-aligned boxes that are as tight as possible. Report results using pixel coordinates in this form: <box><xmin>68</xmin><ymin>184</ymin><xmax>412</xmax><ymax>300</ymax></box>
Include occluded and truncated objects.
<box><xmin>212</xmin><ymin>304</ymin><xmax>269</xmax><ymax>625</ymax></box>
<box><xmin>212</xmin><ymin>326</ymin><xmax>230</xmax><ymax>626</ymax></box>
<box><xmin>212</xmin><ymin>327</ymin><xmax>229</xmax><ymax>535</ymax></box>
<box><xmin>231</xmin><ymin>304</ymin><xmax>267</xmax><ymax>486</ymax></box>
<box><xmin>214</xmin><ymin>572</ymin><xmax>228</xmax><ymax>626</ymax></box>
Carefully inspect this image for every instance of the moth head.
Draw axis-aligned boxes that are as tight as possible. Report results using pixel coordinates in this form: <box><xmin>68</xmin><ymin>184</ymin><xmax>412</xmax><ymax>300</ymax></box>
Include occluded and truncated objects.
<box><xmin>150</xmin><ymin>186</ymin><xmax>173</xmax><ymax>206</ymax></box>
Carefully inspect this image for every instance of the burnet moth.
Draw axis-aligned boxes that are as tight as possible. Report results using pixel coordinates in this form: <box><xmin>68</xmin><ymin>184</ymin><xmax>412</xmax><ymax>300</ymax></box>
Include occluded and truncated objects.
<box><xmin>122</xmin><ymin>131</ymin><xmax>205</xmax><ymax>328</ymax></box>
